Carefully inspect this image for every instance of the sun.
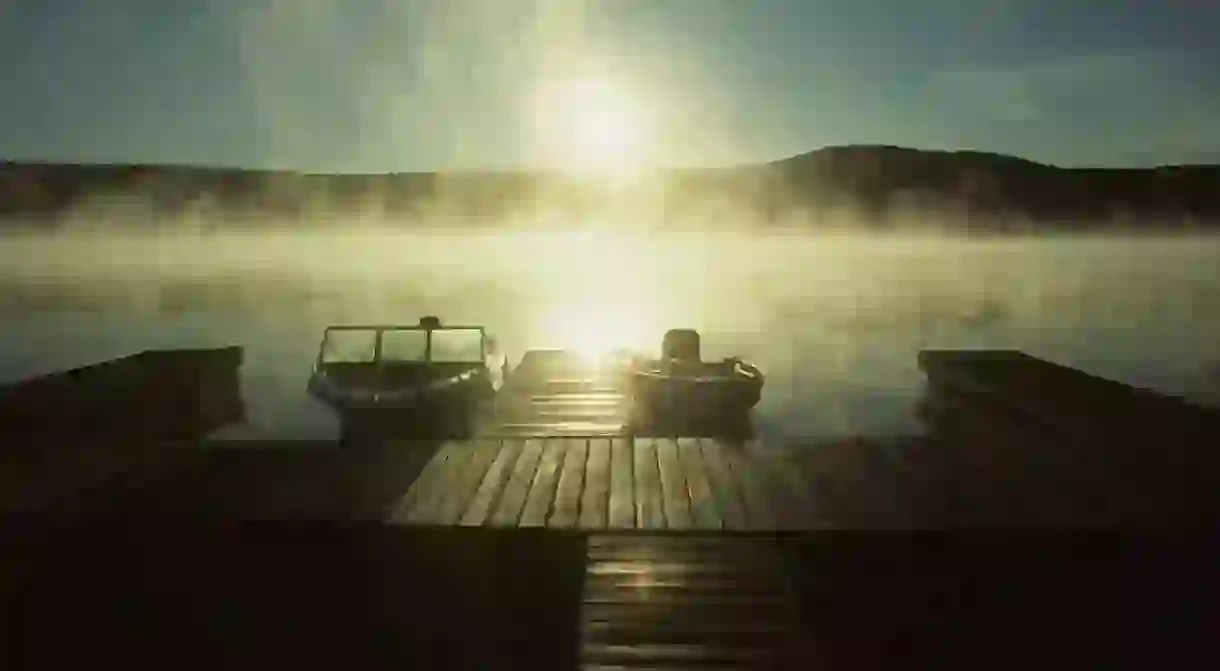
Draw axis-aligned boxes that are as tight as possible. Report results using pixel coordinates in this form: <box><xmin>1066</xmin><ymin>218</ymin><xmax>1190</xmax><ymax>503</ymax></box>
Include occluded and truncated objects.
<box><xmin>532</xmin><ymin>76</ymin><xmax>651</xmax><ymax>176</ymax></box>
<box><xmin>566</xmin><ymin>79</ymin><xmax>639</xmax><ymax>168</ymax></box>
<box><xmin>542</xmin><ymin>301</ymin><xmax>649</xmax><ymax>364</ymax></box>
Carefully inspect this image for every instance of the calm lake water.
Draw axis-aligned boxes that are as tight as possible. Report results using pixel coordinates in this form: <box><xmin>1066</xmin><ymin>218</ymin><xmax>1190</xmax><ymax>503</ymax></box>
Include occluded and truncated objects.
<box><xmin>2</xmin><ymin>228</ymin><xmax>1219</xmax><ymax>444</ymax></box>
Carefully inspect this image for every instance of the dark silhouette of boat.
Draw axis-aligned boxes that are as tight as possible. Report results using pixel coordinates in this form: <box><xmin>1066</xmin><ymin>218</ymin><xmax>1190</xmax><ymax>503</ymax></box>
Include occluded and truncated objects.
<box><xmin>629</xmin><ymin>329</ymin><xmax>765</xmax><ymax>426</ymax></box>
<box><xmin>307</xmin><ymin>316</ymin><xmax>495</xmax><ymax>439</ymax></box>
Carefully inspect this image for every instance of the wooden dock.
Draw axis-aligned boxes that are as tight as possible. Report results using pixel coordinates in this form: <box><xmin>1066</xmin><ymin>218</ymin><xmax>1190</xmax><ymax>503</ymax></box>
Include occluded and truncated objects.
<box><xmin>8</xmin><ymin>346</ymin><xmax>1220</xmax><ymax>529</ymax></box>
<box><xmin>1</xmin><ymin>347</ymin><xmax>245</xmax><ymax>519</ymax></box>
<box><xmin>388</xmin><ymin>436</ymin><xmax>825</xmax><ymax>531</ymax></box>
<box><xmin>8</xmin><ymin>348</ymin><xmax>1220</xmax><ymax>669</ymax></box>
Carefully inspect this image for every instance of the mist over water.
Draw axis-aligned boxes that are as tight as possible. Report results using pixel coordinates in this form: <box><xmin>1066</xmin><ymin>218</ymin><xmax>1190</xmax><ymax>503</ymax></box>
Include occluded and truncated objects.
<box><xmin>2</xmin><ymin>223</ymin><xmax>1219</xmax><ymax>444</ymax></box>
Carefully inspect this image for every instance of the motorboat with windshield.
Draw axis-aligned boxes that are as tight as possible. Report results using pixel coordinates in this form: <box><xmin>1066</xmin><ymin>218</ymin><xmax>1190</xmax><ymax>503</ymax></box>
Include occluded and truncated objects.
<box><xmin>307</xmin><ymin>316</ymin><xmax>494</xmax><ymax>415</ymax></box>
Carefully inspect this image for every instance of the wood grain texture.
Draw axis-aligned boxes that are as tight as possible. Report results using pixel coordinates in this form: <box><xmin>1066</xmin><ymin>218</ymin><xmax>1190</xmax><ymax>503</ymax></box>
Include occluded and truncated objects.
<box><xmin>580</xmin><ymin>438</ymin><xmax>611</xmax><ymax>528</ymax></box>
<box><xmin>657</xmin><ymin>438</ymin><xmax>692</xmax><ymax>530</ymax></box>
<box><xmin>434</xmin><ymin>439</ymin><xmax>501</xmax><ymax>524</ymax></box>
<box><xmin>698</xmin><ymin>438</ymin><xmax>747</xmax><ymax>530</ymax></box>
<box><xmin>491</xmin><ymin>438</ymin><xmax>546</xmax><ymax>526</ymax></box>
<box><xmin>520</xmin><ymin>438</ymin><xmax>566</xmax><ymax>527</ymax></box>
<box><xmin>391</xmin><ymin>441</ymin><xmax>465</xmax><ymax>524</ymax></box>
<box><xmin>633</xmin><ymin>438</ymin><xmax>665</xmax><ymax>530</ymax></box>
<box><xmin>391</xmin><ymin>436</ymin><xmax>819</xmax><ymax>531</ymax></box>
<box><xmin>460</xmin><ymin>439</ymin><xmax>522</xmax><ymax>526</ymax></box>
<box><xmin>548</xmin><ymin>438</ymin><xmax>588</xmax><ymax>528</ymax></box>
<box><xmin>609</xmin><ymin>437</ymin><xmax>635</xmax><ymax>529</ymax></box>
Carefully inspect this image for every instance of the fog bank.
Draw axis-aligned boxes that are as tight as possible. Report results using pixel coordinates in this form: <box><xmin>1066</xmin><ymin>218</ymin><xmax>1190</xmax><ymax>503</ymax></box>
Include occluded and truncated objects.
<box><xmin>2</xmin><ymin>224</ymin><xmax>1219</xmax><ymax>442</ymax></box>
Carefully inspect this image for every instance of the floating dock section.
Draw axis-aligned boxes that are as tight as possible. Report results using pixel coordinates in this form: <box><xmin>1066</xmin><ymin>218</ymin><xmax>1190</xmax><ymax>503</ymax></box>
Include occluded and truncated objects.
<box><xmin>918</xmin><ymin>349</ymin><xmax>1220</xmax><ymax>525</ymax></box>
<box><xmin>0</xmin><ymin>347</ymin><xmax>245</xmax><ymax>518</ymax></box>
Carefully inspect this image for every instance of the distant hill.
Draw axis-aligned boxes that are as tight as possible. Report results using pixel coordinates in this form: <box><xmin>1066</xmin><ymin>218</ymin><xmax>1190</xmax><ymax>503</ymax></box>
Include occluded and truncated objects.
<box><xmin>2</xmin><ymin>146</ymin><xmax>1219</xmax><ymax>232</ymax></box>
<box><xmin>763</xmin><ymin>146</ymin><xmax>1220</xmax><ymax>231</ymax></box>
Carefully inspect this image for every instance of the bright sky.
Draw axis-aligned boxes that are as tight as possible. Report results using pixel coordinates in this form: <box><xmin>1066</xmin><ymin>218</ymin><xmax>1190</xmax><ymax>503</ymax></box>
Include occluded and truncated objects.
<box><xmin>2</xmin><ymin>0</ymin><xmax>1219</xmax><ymax>171</ymax></box>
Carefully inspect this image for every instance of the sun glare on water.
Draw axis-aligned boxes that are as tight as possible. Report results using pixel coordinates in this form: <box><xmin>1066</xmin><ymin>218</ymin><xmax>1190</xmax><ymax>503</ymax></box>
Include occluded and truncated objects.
<box><xmin>527</xmin><ymin>231</ymin><xmax>661</xmax><ymax>362</ymax></box>
<box><xmin>542</xmin><ymin>302</ymin><xmax>652</xmax><ymax>364</ymax></box>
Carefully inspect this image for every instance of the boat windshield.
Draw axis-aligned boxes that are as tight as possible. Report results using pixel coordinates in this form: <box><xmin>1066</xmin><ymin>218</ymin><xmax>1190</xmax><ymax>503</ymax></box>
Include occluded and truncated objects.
<box><xmin>430</xmin><ymin>328</ymin><xmax>484</xmax><ymax>363</ymax></box>
<box><xmin>320</xmin><ymin>329</ymin><xmax>378</xmax><ymax>364</ymax></box>
<box><xmin>380</xmin><ymin>329</ymin><xmax>429</xmax><ymax>362</ymax></box>
<box><xmin>318</xmin><ymin>326</ymin><xmax>484</xmax><ymax>365</ymax></box>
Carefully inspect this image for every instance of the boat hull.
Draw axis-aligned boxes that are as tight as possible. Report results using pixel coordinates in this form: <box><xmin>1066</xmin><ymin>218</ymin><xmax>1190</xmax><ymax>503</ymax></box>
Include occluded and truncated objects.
<box><xmin>310</xmin><ymin>373</ymin><xmax>493</xmax><ymax>441</ymax></box>
<box><xmin>629</xmin><ymin>370</ymin><xmax>763</xmax><ymax>420</ymax></box>
<box><xmin>307</xmin><ymin>369</ymin><xmax>491</xmax><ymax>413</ymax></box>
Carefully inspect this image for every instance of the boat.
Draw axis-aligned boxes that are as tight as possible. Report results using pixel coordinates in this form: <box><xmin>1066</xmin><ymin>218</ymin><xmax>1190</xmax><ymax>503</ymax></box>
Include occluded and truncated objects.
<box><xmin>307</xmin><ymin>316</ymin><xmax>495</xmax><ymax>427</ymax></box>
<box><xmin>629</xmin><ymin>329</ymin><xmax>765</xmax><ymax>423</ymax></box>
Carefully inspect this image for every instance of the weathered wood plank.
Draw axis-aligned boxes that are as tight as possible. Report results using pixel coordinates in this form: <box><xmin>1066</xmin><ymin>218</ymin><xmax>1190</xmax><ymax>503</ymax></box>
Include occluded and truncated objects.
<box><xmin>519</xmin><ymin>438</ymin><xmax>567</xmax><ymax>527</ymax></box>
<box><xmin>434</xmin><ymin>439</ymin><xmax>502</xmax><ymax>524</ymax></box>
<box><xmin>580</xmin><ymin>438</ymin><xmax>611</xmax><ymax>528</ymax></box>
<box><xmin>679</xmin><ymin>437</ymin><xmax>722</xmax><ymax>530</ymax></box>
<box><xmin>698</xmin><ymin>438</ymin><xmax>748</xmax><ymax>530</ymax></box>
<box><xmin>406</xmin><ymin>440</ymin><xmax>473</xmax><ymax>524</ymax></box>
<box><xmin>387</xmin><ymin>444</ymin><xmax>445</xmax><ymax>522</ymax></box>
<box><xmin>608</xmin><ymin>437</ymin><xmax>635</xmax><ymax>529</ymax></box>
<box><xmin>716</xmin><ymin>439</ymin><xmax>775</xmax><ymax>531</ymax></box>
<box><xmin>391</xmin><ymin>441</ymin><xmax>467</xmax><ymax>524</ymax></box>
<box><xmin>490</xmin><ymin>438</ymin><xmax>546</xmax><ymax>526</ymax></box>
<box><xmin>657</xmin><ymin>438</ymin><xmax>692</xmax><ymax>530</ymax></box>
<box><xmin>388</xmin><ymin>435</ymin><xmax>818</xmax><ymax>531</ymax></box>
<box><xmin>548</xmin><ymin>438</ymin><xmax>588</xmax><ymax>528</ymax></box>
<box><xmin>633</xmin><ymin>437</ymin><xmax>666</xmax><ymax>530</ymax></box>
<box><xmin>460</xmin><ymin>439</ymin><xmax>523</xmax><ymax>526</ymax></box>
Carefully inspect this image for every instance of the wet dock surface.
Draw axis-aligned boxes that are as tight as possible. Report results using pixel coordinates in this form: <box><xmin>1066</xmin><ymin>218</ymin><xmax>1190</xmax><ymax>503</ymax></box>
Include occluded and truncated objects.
<box><xmin>580</xmin><ymin>534</ymin><xmax>809</xmax><ymax>668</ymax></box>
<box><xmin>390</xmin><ymin>437</ymin><xmax>823</xmax><ymax>531</ymax></box>
<box><xmin>7</xmin><ymin>348</ymin><xmax>1220</xmax><ymax>668</ymax></box>
<box><xmin>386</xmin><ymin>355</ymin><xmax>832</xmax><ymax>532</ymax></box>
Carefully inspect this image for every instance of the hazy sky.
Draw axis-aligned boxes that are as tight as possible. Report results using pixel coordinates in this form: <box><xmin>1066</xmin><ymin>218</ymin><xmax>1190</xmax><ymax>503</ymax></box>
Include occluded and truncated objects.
<box><xmin>2</xmin><ymin>0</ymin><xmax>1218</xmax><ymax>171</ymax></box>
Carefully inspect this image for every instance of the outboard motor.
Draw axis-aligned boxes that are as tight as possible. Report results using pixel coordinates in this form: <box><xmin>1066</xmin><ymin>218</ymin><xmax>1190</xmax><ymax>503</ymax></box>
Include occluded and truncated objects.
<box><xmin>662</xmin><ymin>329</ymin><xmax>702</xmax><ymax>362</ymax></box>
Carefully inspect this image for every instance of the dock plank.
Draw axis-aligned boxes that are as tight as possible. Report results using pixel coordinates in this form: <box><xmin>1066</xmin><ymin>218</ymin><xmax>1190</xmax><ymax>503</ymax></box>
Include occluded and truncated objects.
<box><xmin>386</xmin><ymin>446</ymin><xmax>440</xmax><ymax>522</ymax></box>
<box><xmin>680</xmin><ymin>438</ymin><xmax>722</xmax><ymax>530</ymax></box>
<box><xmin>435</xmin><ymin>439</ymin><xmax>502</xmax><ymax>524</ymax></box>
<box><xmin>580</xmin><ymin>438</ymin><xmax>611</xmax><ymax>528</ymax></box>
<box><xmin>698</xmin><ymin>438</ymin><xmax>748</xmax><ymax>530</ymax></box>
<box><xmin>519</xmin><ymin>438</ymin><xmax>567</xmax><ymax>527</ymax></box>
<box><xmin>407</xmin><ymin>440</ymin><xmax>477</xmax><ymax>524</ymax></box>
<box><xmin>548</xmin><ymin>438</ymin><xmax>588</xmax><ymax>528</ymax></box>
<box><xmin>609</xmin><ymin>438</ymin><xmax>635</xmax><ymax>529</ymax></box>
<box><xmin>716</xmin><ymin>439</ymin><xmax>775</xmax><ymax>531</ymax></box>
<box><xmin>633</xmin><ymin>438</ymin><xmax>666</xmax><ymax>530</ymax></box>
<box><xmin>390</xmin><ymin>435</ymin><xmax>822</xmax><ymax>531</ymax></box>
<box><xmin>490</xmin><ymin>439</ymin><xmax>546</xmax><ymax>526</ymax></box>
<box><xmin>657</xmin><ymin>438</ymin><xmax>692</xmax><ymax>530</ymax></box>
<box><xmin>460</xmin><ymin>439</ymin><xmax>523</xmax><ymax>526</ymax></box>
<box><xmin>391</xmin><ymin>441</ymin><xmax>466</xmax><ymax>524</ymax></box>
